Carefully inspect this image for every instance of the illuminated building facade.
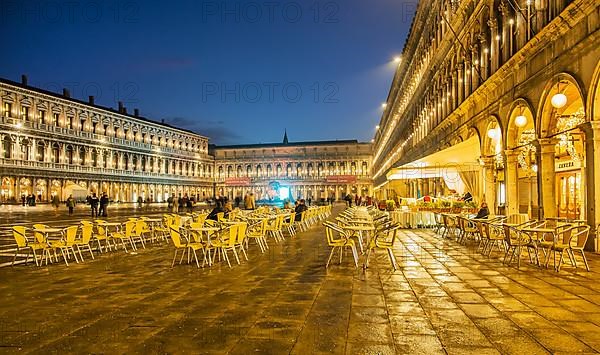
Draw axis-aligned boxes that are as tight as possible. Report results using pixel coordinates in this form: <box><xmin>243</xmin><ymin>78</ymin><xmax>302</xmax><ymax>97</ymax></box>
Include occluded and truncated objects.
<box><xmin>372</xmin><ymin>0</ymin><xmax>600</xmax><ymax>249</ymax></box>
<box><xmin>212</xmin><ymin>137</ymin><xmax>372</xmax><ymax>202</ymax></box>
<box><xmin>0</xmin><ymin>77</ymin><xmax>372</xmax><ymax>205</ymax></box>
<box><xmin>0</xmin><ymin>77</ymin><xmax>214</xmax><ymax>203</ymax></box>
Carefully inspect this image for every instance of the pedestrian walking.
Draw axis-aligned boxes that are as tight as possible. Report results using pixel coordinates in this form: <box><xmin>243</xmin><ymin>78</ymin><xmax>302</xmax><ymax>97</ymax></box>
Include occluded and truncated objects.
<box><xmin>186</xmin><ymin>196</ymin><xmax>193</xmax><ymax>213</ymax></box>
<box><xmin>52</xmin><ymin>194</ymin><xmax>60</xmax><ymax>209</ymax></box>
<box><xmin>177</xmin><ymin>194</ymin><xmax>183</xmax><ymax>213</ymax></box>
<box><xmin>66</xmin><ymin>194</ymin><xmax>75</xmax><ymax>215</ymax></box>
<box><xmin>172</xmin><ymin>194</ymin><xmax>179</xmax><ymax>213</ymax></box>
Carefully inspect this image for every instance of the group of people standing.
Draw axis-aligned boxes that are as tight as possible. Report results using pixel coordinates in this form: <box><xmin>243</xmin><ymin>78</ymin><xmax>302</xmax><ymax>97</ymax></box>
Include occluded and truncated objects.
<box><xmin>167</xmin><ymin>193</ymin><xmax>196</xmax><ymax>213</ymax></box>
<box><xmin>86</xmin><ymin>193</ymin><xmax>110</xmax><ymax>217</ymax></box>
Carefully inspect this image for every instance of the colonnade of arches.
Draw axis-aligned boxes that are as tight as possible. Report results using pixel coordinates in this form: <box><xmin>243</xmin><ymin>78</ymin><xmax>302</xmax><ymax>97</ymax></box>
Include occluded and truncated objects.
<box><xmin>216</xmin><ymin>160</ymin><xmax>370</xmax><ymax>180</ymax></box>
<box><xmin>0</xmin><ymin>176</ymin><xmax>213</xmax><ymax>204</ymax></box>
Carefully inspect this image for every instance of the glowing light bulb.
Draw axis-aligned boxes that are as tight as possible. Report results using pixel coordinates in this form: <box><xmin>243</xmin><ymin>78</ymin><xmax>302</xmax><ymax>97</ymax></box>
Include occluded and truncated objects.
<box><xmin>551</xmin><ymin>93</ymin><xmax>567</xmax><ymax>108</ymax></box>
<box><xmin>515</xmin><ymin>115</ymin><xmax>528</xmax><ymax>128</ymax></box>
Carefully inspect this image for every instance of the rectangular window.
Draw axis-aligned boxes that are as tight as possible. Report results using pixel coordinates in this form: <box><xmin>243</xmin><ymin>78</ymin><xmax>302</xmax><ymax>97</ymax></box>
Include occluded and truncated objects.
<box><xmin>3</xmin><ymin>103</ymin><xmax>11</xmax><ymax>117</ymax></box>
<box><xmin>103</xmin><ymin>124</ymin><xmax>108</xmax><ymax>135</ymax></box>
<box><xmin>38</xmin><ymin>110</ymin><xmax>45</xmax><ymax>124</ymax></box>
<box><xmin>53</xmin><ymin>113</ymin><xmax>59</xmax><ymax>126</ymax></box>
<box><xmin>498</xmin><ymin>182</ymin><xmax>506</xmax><ymax>205</ymax></box>
<box><xmin>68</xmin><ymin>116</ymin><xmax>73</xmax><ymax>129</ymax></box>
<box><xmin>92</xmin><ymin>122</ymin><xmax>98</xmax><ymax>134</ymax></box>
<box><xmin>80</xmin><ymin>119</ymin><xmax>86</xmax><ymax>130</ymax></box>
<box><xmin>21</xmin><ymin>106</ymin><xmax>29</xmax><ymax>120</ymax></box>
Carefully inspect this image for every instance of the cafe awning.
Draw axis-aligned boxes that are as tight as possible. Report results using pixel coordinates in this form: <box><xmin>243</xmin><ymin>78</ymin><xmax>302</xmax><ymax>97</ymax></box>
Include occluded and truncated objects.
<box><xmin>386</xmin><ymin>135</ymin><xmax>481</xmax><ymax>195</ymax></box>
<box><xmin>386</xmin><ymin>135</ymin><xmax>481</xmax><ymax>180</ymax></box>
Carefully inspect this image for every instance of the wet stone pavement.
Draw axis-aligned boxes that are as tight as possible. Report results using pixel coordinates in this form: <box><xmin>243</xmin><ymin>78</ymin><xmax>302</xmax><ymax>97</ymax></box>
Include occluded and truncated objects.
<box><xmin>2</xmin><ymin>207</ymin><xmax>600</xmax><ymax>354</ymax></box>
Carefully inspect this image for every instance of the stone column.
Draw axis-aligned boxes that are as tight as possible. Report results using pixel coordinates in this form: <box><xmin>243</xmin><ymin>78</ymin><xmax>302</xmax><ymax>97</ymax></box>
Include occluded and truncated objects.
<box><xmin>504</xmin><ymin>149</ymin><xmax>519</xmax><ymax>215</ymax></box>
<box><xmin>481</xmin><ymin>157</ymin><xmax>497</xmax><ymax>212</ymax></box>
<box><xmin>480</xmin><ymin>35</ymin><xmax>488</xmax><ymax>80</ymax></box>
<box><xmin>472</xmin><ymin>48</ymin><xmax>480</xmax><ymax>90</ymax></box>
<box><xmin>488</xmin><ymin>18</ymin><xmax>499</xmax><ymax>73</ymax></box>
<box><xmin>499</xmin><ymin>2</ymin><xmax>511</xmax><ymax>63</ymax></box>
<box><xmin>536</xmin><ymin>138</ymin><xmax>557</xmax><ymax>219</ymax></box>
<box><xmin>457</xmin><ymin>63</ymin><xmax>464</xmax><ymax>104</ymax></box>
<box><xmin>581</xmin><ymin>121</ymin><xmax>600</xmax><ymax>251</ymax></box>
<box><xmin>464</xmin><ymin>60</ymin><xmax>472</xmax><ymax>98</ymax></box>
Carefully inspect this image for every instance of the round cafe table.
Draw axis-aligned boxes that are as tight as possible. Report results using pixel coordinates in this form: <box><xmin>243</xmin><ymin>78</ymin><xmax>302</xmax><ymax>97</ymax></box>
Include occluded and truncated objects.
<box><xmin>188</xmin><ymin>226</ymin><xmax>220</xmax><ymax>266</ymax></box>
<box><xmin>342</xmin><ymin>224</ymin><xmax>375</xmax><ymax>254</ymax></box>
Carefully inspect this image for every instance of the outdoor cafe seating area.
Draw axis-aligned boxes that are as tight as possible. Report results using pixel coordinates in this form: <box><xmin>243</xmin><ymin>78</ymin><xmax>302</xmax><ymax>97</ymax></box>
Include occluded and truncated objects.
<box><xmin>322</xmin><ymin>205</ymin><xmax>402</xmax><ymax>270</ymax></box>
<box><xmin>10</xmin><ymin>205</ymin><xmax>333</xmax><ymax>268</ymax></box>
<box><xmin>435</xmin><ymin>211</ymin><xmax>592</xmax><ymax>272</ymax></box>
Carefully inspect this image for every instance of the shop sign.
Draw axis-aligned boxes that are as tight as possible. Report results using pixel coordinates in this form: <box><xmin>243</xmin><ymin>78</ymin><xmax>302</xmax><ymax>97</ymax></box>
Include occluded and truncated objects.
<box><xmin>555</xmin><ymin>160</ymin><xmax>582</xmax><ymax>172</ymax></box>
<box><xmin>326</xmin><ymin>175</ymin><xmax>357</xmax><ymax>184</ymax></box>
<box><xmin>225</xmin><ymin>177</ymin><xmax>251</xmax><ymax>186</ymax></box>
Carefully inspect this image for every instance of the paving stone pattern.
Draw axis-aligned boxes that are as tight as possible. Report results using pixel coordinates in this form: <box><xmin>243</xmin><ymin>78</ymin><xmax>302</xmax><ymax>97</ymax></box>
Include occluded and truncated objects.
<box><xmin>2</xmin><ymin>207</ymin><xmax>600</xmax><ymax>354</ymax></box>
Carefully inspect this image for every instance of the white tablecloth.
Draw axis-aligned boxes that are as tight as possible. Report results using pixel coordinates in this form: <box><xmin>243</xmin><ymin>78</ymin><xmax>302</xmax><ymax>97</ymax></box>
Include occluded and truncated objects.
<box><xmin>390</xmin><ymin>210</ymin><xmax>436</xmax><ymax>228</ymax></box>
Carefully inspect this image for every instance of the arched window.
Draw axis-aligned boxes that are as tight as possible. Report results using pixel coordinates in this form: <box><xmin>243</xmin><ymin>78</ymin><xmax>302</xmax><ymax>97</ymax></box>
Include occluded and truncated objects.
<box><xmin>132</xmin><ymin>155</ymin><xmax>138</xmax><ymax>171</ymax></box>
<box><xmin>78</xmin><ymin>147</ymin><xmax>85</xmax><ymax>166</ymax></box>
<box><xmin>36</xmin><ymin>141</ymin><xmax>45</xmax><ymax>162</ymax></box>
<box><xmin>113</xmin><ymin>153</ymin><xmax>119</xmax><ymax>169</ymax></box>
<box><xmin>141</xmin><ymin>156</ymin><xmax>146</xmax><ymax>171</ymax></box>
<box><xmin>124</xmin><ymin>154</ymin><xmax>129</xmax><ymax>170</ymax></box>
<box><xmin>52</xmin><ymin>143</ymin><xmax>60</xmax><ymax>163</ymax></box>
<box><xmin>66</xmin><ymin>145</ymin><xmax>74</xmax><ymax>165</ymax></box>
<box><xmin>3</xmin><ymin>136</ymin><xmax>12</xmax><ymax>159</ymax></box>
<box><xmin>21</xmin><ymin>139</ymin><xmax>30</xmax><ymax>160</ymax></box>
<box><xmin>91</xmin><ymin>149</ymin><xmax>98</xmax><ymax>167</ymax></box>
<box><xmin>103</xmin><ymin>151</ymin><xmax>109</xmax><ymax>168</ymax></box>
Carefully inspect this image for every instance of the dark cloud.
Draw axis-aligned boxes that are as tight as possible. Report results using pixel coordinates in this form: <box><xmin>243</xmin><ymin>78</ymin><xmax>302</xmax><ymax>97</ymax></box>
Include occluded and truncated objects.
<box><xmin>163</xmin><ymin>116</ymin><xmax>241</xmax><ymax>145</ymax></box>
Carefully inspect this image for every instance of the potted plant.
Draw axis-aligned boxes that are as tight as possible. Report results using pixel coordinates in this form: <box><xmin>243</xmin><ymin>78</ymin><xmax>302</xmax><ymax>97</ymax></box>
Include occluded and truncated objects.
<box><xmin>386</xmin><ymin>199</ymin><xmax>396</xmax><ymax>211</ymax></box>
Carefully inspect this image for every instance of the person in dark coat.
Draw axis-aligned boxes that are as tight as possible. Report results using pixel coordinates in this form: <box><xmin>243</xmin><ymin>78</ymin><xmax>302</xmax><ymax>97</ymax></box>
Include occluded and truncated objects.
<box><xmin>294</xmin><ymin>199</ymin><xmax>308</xmax><ymax>222</ymax></box>
<box><xmin>99</xmin><ymin>193</ymin><xmax>109</xmax><ymax>217</ymax></box>
<box><xmin>207</xmin><ymin>199</ymin><xmax>224</xmax><ymax>221</ymax></box>
<box><xmin>90</xmin><ymin>193</ymin><xmax>99</xmax><ymax>217</ymax></box>
<box><xmin>474</xmin><ymin>202</ymin><xmax>490</xmax><ymax>219</ymax></box>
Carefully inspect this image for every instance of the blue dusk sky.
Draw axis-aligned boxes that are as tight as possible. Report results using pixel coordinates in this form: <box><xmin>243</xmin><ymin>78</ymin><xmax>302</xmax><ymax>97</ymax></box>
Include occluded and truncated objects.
<box><xmin>0</xmin><ymin>0</ymin><xmax>415</xmax><ymax>145</ymax></box>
